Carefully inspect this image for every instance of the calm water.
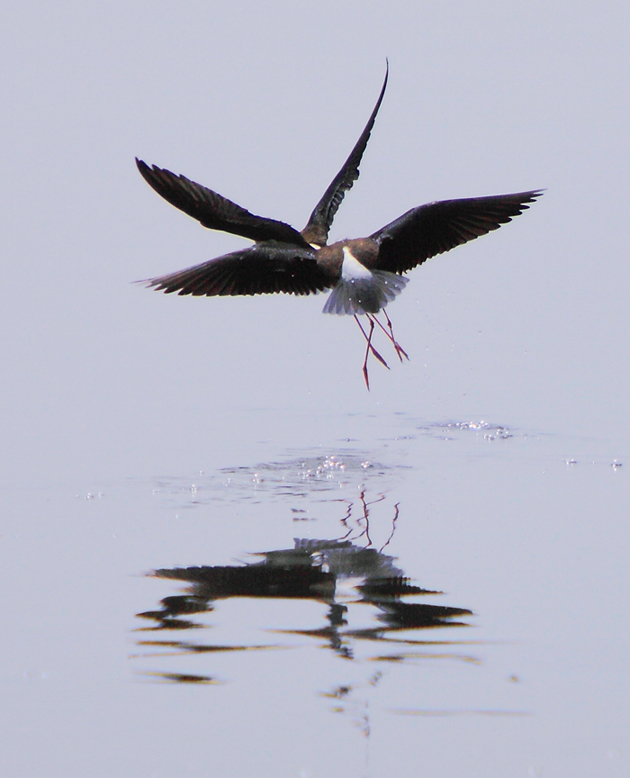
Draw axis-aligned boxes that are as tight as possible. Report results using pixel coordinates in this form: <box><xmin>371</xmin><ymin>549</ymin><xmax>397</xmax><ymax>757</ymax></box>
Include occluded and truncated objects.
<box><xmin>5</xmin><ymin>411</ymin><xmax>628</xmax><ymax>777</ymax></box>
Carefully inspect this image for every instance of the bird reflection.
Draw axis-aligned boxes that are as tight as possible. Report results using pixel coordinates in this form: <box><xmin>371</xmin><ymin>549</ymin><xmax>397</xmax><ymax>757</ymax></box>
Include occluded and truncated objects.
<box><xmin>134</xmin><ymin>498</ymin><xmax>473</xmax><ymax>680</ymax></box>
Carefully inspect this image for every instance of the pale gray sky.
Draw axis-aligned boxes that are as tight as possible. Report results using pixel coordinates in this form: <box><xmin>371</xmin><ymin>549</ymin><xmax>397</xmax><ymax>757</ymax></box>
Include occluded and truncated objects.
<box><xmin>2</xmin><ymin>1</ymin><xmax>628</xmax><ymax>485</ymax></box>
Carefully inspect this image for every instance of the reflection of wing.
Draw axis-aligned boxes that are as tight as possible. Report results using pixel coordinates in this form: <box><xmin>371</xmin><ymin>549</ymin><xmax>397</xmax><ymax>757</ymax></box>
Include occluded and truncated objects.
<box><xmin>141</xmin><ymin>242</ymin><xmax>334</xmax><ymax>297</ymax></box>
<box><xmin>301</xmin><ymin>64</ymin><xmax>389</xmax><ymax>248</ymax></box>
<box><xmin>136</xmin><ymin>159</ymin><xmax>310</xmax><ymax>247</ymax></box>
<box><xmin>371</xmin><ymin>190</ymin><xmax>543</xmax><ymax>273</ymax></box>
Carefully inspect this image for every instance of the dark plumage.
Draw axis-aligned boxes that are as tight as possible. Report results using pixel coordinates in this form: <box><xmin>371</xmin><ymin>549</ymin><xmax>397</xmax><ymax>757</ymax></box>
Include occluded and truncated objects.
<box><xmin>137</xmin><ymin>65</ymin><xmax>542</xmax><ymax>387</ymax></box>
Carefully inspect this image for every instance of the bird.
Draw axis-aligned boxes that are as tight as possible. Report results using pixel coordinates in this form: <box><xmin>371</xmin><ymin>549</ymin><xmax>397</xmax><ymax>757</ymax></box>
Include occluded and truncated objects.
<box><xmin>136</xmin><ymin>65</ymin><xmax>542</xmax><ymax>389</ymax></box>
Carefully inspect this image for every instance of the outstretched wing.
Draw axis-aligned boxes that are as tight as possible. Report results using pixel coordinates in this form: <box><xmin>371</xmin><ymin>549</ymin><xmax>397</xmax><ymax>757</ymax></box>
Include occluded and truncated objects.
<box><xmin>136</xmin><ymin>159</ymin><xmax>310</xmax><ymax>247</ymax></box>
<box><xmin>141</xmin><ymin>242</ymin><xmax>334</xmax><ymax>297</ymax></box>
<box><xmin>301</xmin><ymin>63</ymin><xmax>389</xmax><ymax>248</ymax></box>
<box><xmin>371</xmin><ymin>190</ymin><xmax>543</xmax><ymax>273</ymax></box>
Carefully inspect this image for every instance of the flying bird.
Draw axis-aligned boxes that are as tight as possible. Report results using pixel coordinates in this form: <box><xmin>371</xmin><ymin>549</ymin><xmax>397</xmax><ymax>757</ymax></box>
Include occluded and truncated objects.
<box><xmin>137</xmin><ymin>66</ymin><xmax>542</xmax><ymax>388</ymax></box>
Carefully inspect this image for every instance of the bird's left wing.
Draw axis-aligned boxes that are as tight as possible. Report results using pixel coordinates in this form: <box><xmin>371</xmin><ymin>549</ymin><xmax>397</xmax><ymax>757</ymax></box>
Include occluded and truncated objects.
<box><xmin>301</xmin><ymin>64</ymin><xmax>389</xmax><ymax>248</ymax></box>
<box><xmin>137</xmin><ymin>159</ymin><xmax>311</xmax><ymax>247</ymax></box>
<box><xmin>370</xmin><ymin>191</ymin><xmax>543</xmax><ymax>273</ymax></box>
<box><xmin>141</xmin><ymin>242</ymin><xmax>333</xmax><ymax>297</ymax></box>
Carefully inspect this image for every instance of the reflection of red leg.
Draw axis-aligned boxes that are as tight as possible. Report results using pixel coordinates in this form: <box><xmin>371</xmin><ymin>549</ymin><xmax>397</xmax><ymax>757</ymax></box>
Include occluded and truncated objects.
<box><xmin>354</xmin><ymin>315</ymin><xmax>389</xmax><ymax>390</ymax></box>
<box><xmin>374</xmin><ymin>311</ymin><xmax>409</xmax><ymax>362</ymax></box>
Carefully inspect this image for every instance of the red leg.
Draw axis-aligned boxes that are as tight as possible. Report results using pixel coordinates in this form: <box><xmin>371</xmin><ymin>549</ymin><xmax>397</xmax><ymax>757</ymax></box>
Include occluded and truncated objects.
<box><xmin>354</xmin><ymin>315</ymin><xmax>389</xmax><ymax>390</ymax></box>
<box><xmin>373</xmin><ymin>311</ymin><xmax>409</xmax><ymax>362</ymax></box>
<box><xmin>364</xmin><ymin>315</ymin><xmax>389</xmax><ymax>367</ymax></box>
<box><xmin>355</xmin><ymin>315</ymin><xmax>374</xmax><ymax>389</ymax></box>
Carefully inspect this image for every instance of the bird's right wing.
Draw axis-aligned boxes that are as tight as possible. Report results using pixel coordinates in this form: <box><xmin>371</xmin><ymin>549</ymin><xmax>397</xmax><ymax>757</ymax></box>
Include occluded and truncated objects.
<box><xmin>370</xmin><ymin>190</ymin><xmax>543</xmax><ymax>273</ymax></box>
<box><xmin>137</xmin><ymin>159</ymin><xmax>310</xmax><ymax>247</ymax></box>
<box><xmin>140</xmin><ymin>242</ymin><xmax>334</xmax><ymax>297</ymax></box>
<box><xmin>301</xmin><ymin>64</ymin><xmax>389</xmax><ymax>247</ymax></box>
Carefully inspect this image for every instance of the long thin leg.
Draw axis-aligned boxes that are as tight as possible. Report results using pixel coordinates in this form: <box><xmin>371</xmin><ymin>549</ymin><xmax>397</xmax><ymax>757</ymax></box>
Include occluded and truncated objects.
<box><xmin>373</xmin><ymin>311</ymin><xmax>409</xmax><ymax>362</ymax></box>
<box><xmin>364</xmin><ymin>315</ymin><xmax>389</xmax><ymax>367</ymax></box>
<box><xmin>356</xmin><ymin>316</ymin><xmax>374</xmax><ymax>390</ymax></box>
<box><xmin>354</xmin><ymin>315</ymin><xmax>389</xmax><ymax>390</ymax></box>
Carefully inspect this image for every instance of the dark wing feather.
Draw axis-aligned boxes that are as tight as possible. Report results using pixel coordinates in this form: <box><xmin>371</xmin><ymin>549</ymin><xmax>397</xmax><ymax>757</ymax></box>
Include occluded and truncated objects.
<box><xmin>371</xmin><ymin>190</ymin><xmax>543</xmax><ymax>273</ymax></box>
<box><xmin>301</xmin><ymin>63</ymin><xmax>389</xmax><ymax>247</ymax></box>
<box><xmin>136</xmin><ymin>159</ymin><xmax>310</xmax><ymax>248</ymax></box>
<box><xmin>141</xmin><ymin>242</ymin><xmax>334</xmax><ymax>297</ymax></box>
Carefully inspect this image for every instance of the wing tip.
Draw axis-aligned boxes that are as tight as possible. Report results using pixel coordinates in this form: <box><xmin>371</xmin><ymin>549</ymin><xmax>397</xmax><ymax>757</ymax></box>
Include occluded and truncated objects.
<box><xmin>133</xmin><ymin>275</ymin><xmax>176</xmax><ymax>293</ymax></box>
<box><xmin>514</xmin><ymin>188</ymin><xmax>545</xmax><ymax>213</ymax></box>
<box><xmin>135</xmin><ymin>157</ymin><xmax>150</xmax><ymax>174</ymax></box>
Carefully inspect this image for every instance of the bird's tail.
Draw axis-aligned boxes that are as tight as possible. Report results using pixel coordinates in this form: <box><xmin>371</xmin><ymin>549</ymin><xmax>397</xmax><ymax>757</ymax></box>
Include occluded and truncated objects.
<box><xmin>322</xmin><ymin>270</ymin><xmax>408</xmax><ymax>315</ymax></box>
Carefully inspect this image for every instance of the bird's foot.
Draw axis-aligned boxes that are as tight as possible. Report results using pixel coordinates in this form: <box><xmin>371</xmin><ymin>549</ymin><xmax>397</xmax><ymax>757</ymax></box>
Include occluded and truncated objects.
<box><xmin>375</xmin><ymin>311</ymin><xmax>409</xmax><ymax>362</ymax></box>
<box><xmin>355</xmin><ymin>313</ymin><xmax>410</xmax><ymax>388</ymax></box>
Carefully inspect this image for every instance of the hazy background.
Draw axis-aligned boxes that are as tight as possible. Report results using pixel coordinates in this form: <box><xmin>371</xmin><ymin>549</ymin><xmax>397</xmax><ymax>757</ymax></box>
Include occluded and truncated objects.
<box><xmin>2</xmin><ymin>1</ymin><xmax>629</xmax><ymax>777</ymax></box>
<box><xmin>3</xmin><ymin>0</ymin><xmax>629</xmax><ymax>486</ymax></box>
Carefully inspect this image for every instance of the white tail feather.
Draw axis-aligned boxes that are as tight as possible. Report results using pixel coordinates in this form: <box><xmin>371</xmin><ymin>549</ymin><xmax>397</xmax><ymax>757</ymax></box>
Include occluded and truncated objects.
<box><xmin>323</xmin><ymin>270</ymin><xmax>408</xmax><ymax>315</ymax></box>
